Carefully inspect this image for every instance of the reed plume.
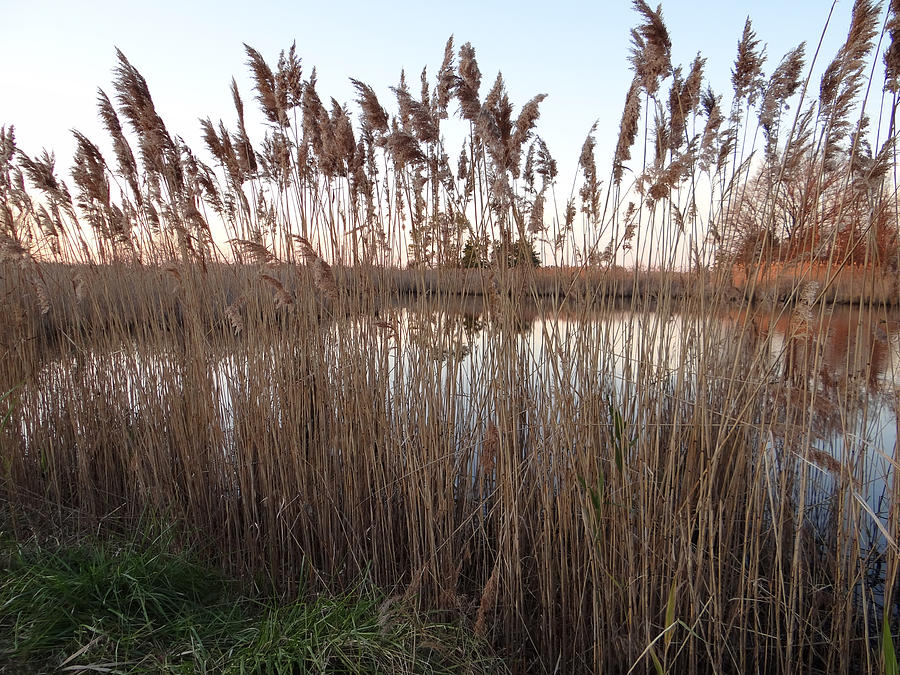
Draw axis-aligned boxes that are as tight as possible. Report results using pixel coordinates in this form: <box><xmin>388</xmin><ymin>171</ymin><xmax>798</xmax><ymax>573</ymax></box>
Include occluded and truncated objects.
<box><xmin>578</xmin><ymin>123</ymin><xmax>601</xmax><ymax>221</ymax></box>
<box><xmin>731</xmin><ymin>18</ymin><xmax>766</xmax><ymax>107</ymax></box>
<box><xmin>455</xmin><ymin>42</ymin><xmax>482</xmax><ymax>123</ymax></box>
<box><xmin>18</xmin><ymin>150</ymin><xmax>76</xmax><ymax>255</ymax></box>
<box><xmin>509</xmin><ymin>94</ymin><xmax>547</xmax><ymax>178</ymax></box>
<box><xmin>224</xmin><ymin>295</ymin><xmax>245</xmax><ymax>334</ymax></box>
<box><xmin>259</xmin><ymin>272</ymin><xmax>294</xmax><ymax>308</ymax></box>
<box><xmin>328</xmin><ymin>100</ymin><xmax>356</xmax><ymax>174</ymax></box>
<box><xmin>382</xmin><ymin>126</ymin><xmax>425</xmax><ymax>167</ymax></box>
<box><xmin>885</xmin><ymin>0</ymin><xmax>900</xmax><ymax>92</ymax></box>
<box><xmin>18</xmin><ymin>150</ymin><xmax>72</xmax><ymax>209</ymax></box>
<box><xmin>294</xmin><ymin>235</ymin><xmax>339</xmax><ymax>300</ymax></box>
<box><xmin>70</xmin><ymin>131</ymin><xmax>112</xmax><ymax>240</ymax></box>
<box><xmin>301</xmin><ymin>70</ymin><xmax>331</xmax><ymax>171</ymax></box>
<box><xmin>819</xmin><ymin>0</ymin><xmax>881</xmax><ymax>168</ymax></box>
<box><xmin>72</xmin><ymin>269</ymin><xmax>88</xmax><ymax>303</ymax></box>
<box><xmin>434</xmin><ymin>37</ymin><xmax>456</xmax><ymax>118</ymax></box>
<box><xmin>244</xmin><ymin>44</ymin><xmax>279</xmax><ymax>124</ymax></box>
<box><xmin>629</xmin><ymin>0</ymin><xmax>672</xmax><ymax>96</ymax></box>
<box><xmin>474</xmin><ymin>557</ymin><xmax>500</xmax><ymax>639</ymax></box>
<box><xmin>0</xmin><ymin>125</ymin><xmax>16</xmax><ymax>195</ymax></box>
<box><xmin>391</xmin><ymin>71</ymin><xmax>439</xmax><ymax>145</ymax></box>
<box><xmin>258</xmin><ymin>130</ymin><xmax>294</xmax><ymax>187</ymax></box>
<box><xmin>0</xmin><ymin>232</ymin><xmax>27</xmax><ymax>262</ymax></box>
<box><xmin>667</xmin><ymin>54</ymin><xmax>705</xmax><ymax>151</ymax></box>
<box><xmin>230</xmin><ymin>79</ymin><xmax>258</xmax><ymax>176</ymax></box>
<box><xmin>112</xmin><ymin>49</ymin><xmax>183</xmax><ymax>192</ymax></box>
<box><xmin>351</xmin><ymin>79</ymin><xmax>389</xmax><ymax>135</ymax></box>
<box><xmin>697</xmin><ymin>87</ymin><xmax>725</xmax><ymax>173</ymax></box>
<box><xmin>276</xmin><ymin>42</ymin><xmax>304</xmax><ymax>109</ymax></box>
<box><xmin>758</xmin><ymin>43</ymin><xmax>806</xmax><ymax>162</ymax></box>
<box><xmin>524</xmin><ymin>198</ymin><xmax>543</xmax><ymax>239</ymax></box>
<box><xmin>533</xmin><ymin>137</ymin><xmax>557</xmax><ymax>190</ymax></box>
<box><xmin>229</xmin><ymin>238</ymin><xmax>277</xmax><ymax>264</ymax></box>
<box><xmin>614</xmin><ymin>77</ymin><xmax>642</xmax><ymax>185</ymax></box>
<box><xmin>96</xmin><ymin>89</ymin><xmax>141</xmax><ymax>204</ymax></box>
<box><xmin>244</xmin><ymin>43</ymin><xmax>301</xmax><ymax>128</ymax></box>
<box><xmin>30</xmin><ymin>271</ymin><xmax>51</xmax><ymax>315</ymax></box>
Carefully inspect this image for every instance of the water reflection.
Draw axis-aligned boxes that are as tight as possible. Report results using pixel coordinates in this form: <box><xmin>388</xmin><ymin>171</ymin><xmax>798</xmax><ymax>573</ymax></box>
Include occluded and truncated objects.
<box><xmin>24</xmin><ymin>298</ymin><xmax>900</xmax><ymax>614</ymax></box>
<box><xmin>356</xmin><ymin>299</ymin><xmax>900</xmax><ymax>575</ymax></box>
<box><xmin>30</xmin><ymin>300</ymin><xmax>900</xmax><ymax>475</ymax></box>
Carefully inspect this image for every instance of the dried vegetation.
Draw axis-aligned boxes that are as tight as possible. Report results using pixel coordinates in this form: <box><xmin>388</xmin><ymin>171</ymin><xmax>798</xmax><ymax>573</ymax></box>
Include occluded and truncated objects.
<box><xmin>3</xmin><ymin>1</ymin><xmax>900</xmax><ymax>672</ymax></box>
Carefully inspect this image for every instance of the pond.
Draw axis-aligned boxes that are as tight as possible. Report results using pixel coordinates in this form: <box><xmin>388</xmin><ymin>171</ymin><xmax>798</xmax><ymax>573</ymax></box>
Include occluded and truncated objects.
<box><xmin>19</xmin><ymin>296</ymin><xmax>900</xmax><ymax>620</ymax></box>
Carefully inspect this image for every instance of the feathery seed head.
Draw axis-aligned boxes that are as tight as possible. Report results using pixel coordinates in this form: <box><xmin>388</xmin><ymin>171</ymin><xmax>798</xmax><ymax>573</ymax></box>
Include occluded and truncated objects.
<box><xmin>629</xmin><ymin>1</ymin><xmax>672</xmax><ymax>96</ymax></box>
<box><xmin>732</xmin><ymin>19</ymin><xmax>766</xmax><ymax>104</ymax></box>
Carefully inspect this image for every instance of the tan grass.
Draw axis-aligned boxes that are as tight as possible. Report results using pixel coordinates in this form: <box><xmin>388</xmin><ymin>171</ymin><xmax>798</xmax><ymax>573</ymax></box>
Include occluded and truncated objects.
<box><xmin>2</xmin><ymin>2</ymin><xmax>900</xmax><ymax>671</ymax></box>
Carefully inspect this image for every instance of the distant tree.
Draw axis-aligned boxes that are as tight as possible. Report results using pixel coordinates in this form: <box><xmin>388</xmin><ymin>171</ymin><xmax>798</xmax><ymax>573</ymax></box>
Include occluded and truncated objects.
<box><xmin>721</xmin><ymin>152</ymin><xmax>897</xmax><ymax>268</ymax></box>
<box><xmin>436</xmin><ymin>212</ymin><xmax>470</xmax><ymax>267</ymax></box>
<box><xmin>491</xmin><ymin>237</ymin><xmax>541</xmax><ymax>268</ymax></box>
<box><xmin>459</xmin><ymin>236</ymin><xmax>490</xmax><ymax>268</ymax></box>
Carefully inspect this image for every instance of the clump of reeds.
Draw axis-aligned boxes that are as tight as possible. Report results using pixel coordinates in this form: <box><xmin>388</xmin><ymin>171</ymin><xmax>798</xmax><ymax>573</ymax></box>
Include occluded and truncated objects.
<box><xmin>2</xmin><ymin>1</ymin><xmax>900</xmax><ymax>673</ymax></box>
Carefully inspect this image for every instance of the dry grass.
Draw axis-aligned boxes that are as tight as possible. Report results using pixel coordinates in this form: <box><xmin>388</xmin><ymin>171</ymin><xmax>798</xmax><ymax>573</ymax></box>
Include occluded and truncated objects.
<box><xmin>729</xmin><ymin>261</ymin><xmax>898</xmax><ymax>304</ymax></box>
<box><xmin>3</xmin><ymin>1</ymin><xmax>900</xmax><ymax>672</ymax></box>
<box><xmin>1</xmin><ymin>260</ymin><xmax>897</xmax><ymax>672</ymax></box>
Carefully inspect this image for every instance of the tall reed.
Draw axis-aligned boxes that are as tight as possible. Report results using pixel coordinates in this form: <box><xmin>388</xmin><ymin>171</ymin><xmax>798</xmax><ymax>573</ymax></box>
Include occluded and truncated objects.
<box><xmin>2</xmin><ymin>1</ymin><xmax>900</xmax><ymax>672</ymax></box>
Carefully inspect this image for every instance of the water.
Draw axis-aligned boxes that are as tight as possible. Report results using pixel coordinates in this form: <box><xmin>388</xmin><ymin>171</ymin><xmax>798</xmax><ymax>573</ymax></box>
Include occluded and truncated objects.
<box><xmin>352</xmin><ymin>298</ymin><xmax>900</xmax><ymax>583</ymax></box>
<box><xmin>22</xmin><ymin>297</ymin><xmax>900</xmax><ymax>615</ymax></box>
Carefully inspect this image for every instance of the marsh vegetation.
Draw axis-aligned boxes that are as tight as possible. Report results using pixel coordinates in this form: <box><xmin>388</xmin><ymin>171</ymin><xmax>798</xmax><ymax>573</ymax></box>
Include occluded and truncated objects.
<box><xmin>3</xmin><ymin>0</ymin><xmax>900</xmax><ymax>672</ymax></box>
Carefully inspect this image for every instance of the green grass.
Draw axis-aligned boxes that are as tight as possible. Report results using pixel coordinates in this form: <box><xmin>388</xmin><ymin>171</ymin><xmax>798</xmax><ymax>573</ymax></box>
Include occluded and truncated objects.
<box><xmin>0</xmin><ymin>532</ymin><xmax>500</xmax><ymax>673</ymax></box>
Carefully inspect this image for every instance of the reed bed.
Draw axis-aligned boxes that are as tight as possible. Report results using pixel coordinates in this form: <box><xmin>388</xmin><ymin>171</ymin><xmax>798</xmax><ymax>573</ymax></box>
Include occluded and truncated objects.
<box><xmin>3</xmin><ymin>0</ymin><xmax>900</xmax><ymax>672</ymax></box>
<box><xmin>3</xmin><ymin>259</ymin><xmax>898</xmax><ymax>672</ymax></box>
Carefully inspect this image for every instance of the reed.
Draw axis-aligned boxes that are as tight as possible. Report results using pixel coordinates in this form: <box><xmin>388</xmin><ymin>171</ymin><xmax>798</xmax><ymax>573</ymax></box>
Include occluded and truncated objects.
<box><xmin>2</xmin><ymin>1</ymin><xmax>900</xmax><ymax>672</ymax></box>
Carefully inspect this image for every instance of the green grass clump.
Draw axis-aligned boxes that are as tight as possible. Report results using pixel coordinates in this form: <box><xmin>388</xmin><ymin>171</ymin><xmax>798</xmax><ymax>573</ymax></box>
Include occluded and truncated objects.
<box><xmin>0</xmin><ymin>534</ymin><xmax>499</xmax><ymax>673</ymax></box>
<box><xmin>0</xmin><ymin>534</ymin><xmax>228</xmax><ymax>669</ymax></box>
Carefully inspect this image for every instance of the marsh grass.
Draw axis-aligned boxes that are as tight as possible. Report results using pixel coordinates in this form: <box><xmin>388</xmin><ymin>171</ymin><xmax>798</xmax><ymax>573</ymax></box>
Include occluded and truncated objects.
<box><xmin>2</xmin><ymin>0</ymin><xmax>900</xmax><ymax>672</ymax></box>
<box><xmin>3</xmin><ymin>264</ymin><xmax>896</xmax><ymax>672</ymax></box>
<box><xmin>0</xmin><ymin>526</ymin><xmax>498</xmax><ymax>673</ymax></box>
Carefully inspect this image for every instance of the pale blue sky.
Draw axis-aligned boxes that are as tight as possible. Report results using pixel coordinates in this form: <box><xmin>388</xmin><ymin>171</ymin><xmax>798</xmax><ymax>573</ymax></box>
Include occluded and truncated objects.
<box><xmin>0</xmin><ymin>1</ymin><xmax>875</xmax><ymax>202</ymax></box>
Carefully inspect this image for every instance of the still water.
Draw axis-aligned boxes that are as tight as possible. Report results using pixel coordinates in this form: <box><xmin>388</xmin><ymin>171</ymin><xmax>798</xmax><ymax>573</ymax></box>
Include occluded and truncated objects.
<box><xmin>25</xmin><ymin>298</ymin><xmax>900</xmax><ymax>610</ymax></box>
<box><xmin>342</xmin><ymin>298</ymin><xmax>900</xmax><ymax>572</ymax></box>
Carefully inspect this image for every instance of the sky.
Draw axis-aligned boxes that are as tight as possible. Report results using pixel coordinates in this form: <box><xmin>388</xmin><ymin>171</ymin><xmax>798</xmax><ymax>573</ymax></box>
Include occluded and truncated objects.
<box><xmin>0</xmin><ymin>0</ymin><xmax>885</xmax><ymax>262</ymax></box>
